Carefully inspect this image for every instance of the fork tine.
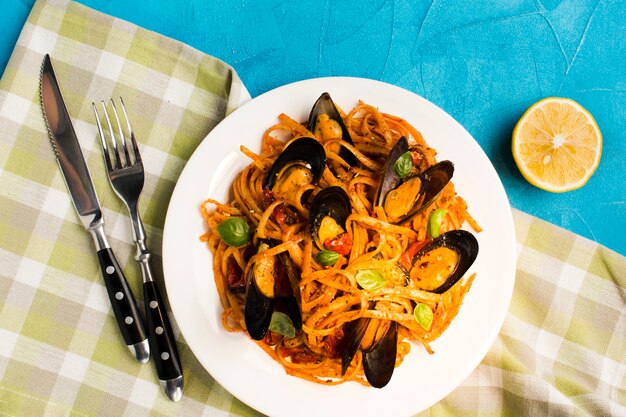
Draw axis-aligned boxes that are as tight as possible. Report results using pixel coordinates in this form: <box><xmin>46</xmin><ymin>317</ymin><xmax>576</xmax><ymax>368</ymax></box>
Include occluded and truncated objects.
<box><xmin>119</xmin><ymin>97</ymin><xmax>141</xmax><ymax>163</ymax></box>
<box><xmin>92</xmin><ymin>102</ymin><xmax>114</xmax><ymax>172</ymax></box>
<box><xmin>101</xmin><ymin>100</ymin><xmax>122</xmax><ymax>169</ymax></box>
<box><xmin>110</xmin><ymin>99</ymin><xmax>132</xmax><ymax>167</ymax></box>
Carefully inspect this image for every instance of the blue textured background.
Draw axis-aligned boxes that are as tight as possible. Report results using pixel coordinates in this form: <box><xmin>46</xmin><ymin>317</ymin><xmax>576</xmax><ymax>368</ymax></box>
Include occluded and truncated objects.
<box><xmin>2</xmin><ymin>0</ymin><xmax>624</xmax><ymax>255</ymax></box>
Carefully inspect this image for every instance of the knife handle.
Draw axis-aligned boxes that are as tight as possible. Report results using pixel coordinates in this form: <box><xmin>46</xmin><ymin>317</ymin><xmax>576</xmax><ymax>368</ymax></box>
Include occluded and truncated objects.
<box><xmin>143</xmin><ymin>280</ymin><xmax>183</xmax><ymax>383</ymax></box>
<box><xmin>97</xmin><ymin>248</ymin><xmax>149</xmax><ymax>361</ymax></box>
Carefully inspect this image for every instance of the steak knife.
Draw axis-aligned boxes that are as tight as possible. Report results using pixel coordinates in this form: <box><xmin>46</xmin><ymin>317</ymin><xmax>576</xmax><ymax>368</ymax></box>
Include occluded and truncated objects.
<box><xmin>40</xmin><ymin>54</ymin><xmax>150</xmax><ymax>363</ymax></box>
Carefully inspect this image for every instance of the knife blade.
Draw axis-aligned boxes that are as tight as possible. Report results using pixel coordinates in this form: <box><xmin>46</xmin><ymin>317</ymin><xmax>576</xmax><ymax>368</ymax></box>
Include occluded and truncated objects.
<box><xmin>40</xmin><ymin>54</ymin><xmax>149</xmax><ymax>363</ymax></box>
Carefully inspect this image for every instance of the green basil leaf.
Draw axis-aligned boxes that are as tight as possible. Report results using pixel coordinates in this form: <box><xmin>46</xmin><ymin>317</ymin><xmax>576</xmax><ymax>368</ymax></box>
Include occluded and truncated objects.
<box><xmin>355</xmin><ymin>269</ymin><xmax>386</xmax><ymax>291</ymax></box>
<box><xmin>393</xmin><ymin>151</ymin><xmax>413</xmax><ymax>179</ymax></box>
<box><xmin>268</xmin><ymin>311</ymin><xmax>296</xmax><ymax>338</ymax></box>
<box><xmin>316</xmin><ymin>250</ymin><xmax>340</xmax><ymax>266</ymax></box>
<box><xmin>414</xmin><ymin>303</ymin><xmax>434</xmax><ymax>330</ymax></box>
<box><xmin>217</xmin><ymin>217</ymin><xmax>251</xmax><ymax>247</ymax></box>
<box><xmin>427</xmin><ymin>208</ymin><xmax>447</xmax><ymax>238</ymax></box>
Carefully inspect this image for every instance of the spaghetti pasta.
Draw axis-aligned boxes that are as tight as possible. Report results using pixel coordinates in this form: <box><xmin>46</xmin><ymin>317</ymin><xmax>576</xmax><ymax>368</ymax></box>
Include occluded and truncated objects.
<box><xmin>200</xmin><ymin>94</ymin><xmax>480</xmax><ymax>387</ymax></box>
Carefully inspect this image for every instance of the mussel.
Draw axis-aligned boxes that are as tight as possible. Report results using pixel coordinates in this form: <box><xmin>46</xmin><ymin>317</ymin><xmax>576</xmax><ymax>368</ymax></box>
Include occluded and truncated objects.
<box><xmin>362</xmin><ymin>321</ymin><xmax>398</xmax><ymax>388</ymax></box>
<box><xmin>263</xmin><ymin>137</ymin><xmax>326</xmax><ymax>199</ymax></box>
<box><xmin>409</xmin><ymin>229</ymin><xmax>478</xmax><ymax>294</ymax></box>
<box><xmin>309</xmin><ymin>186</ymin><xmax>352</xmax><ymax>254</ymax></box>
<box><xmin>244</xmin><ymin>240</ymin><xmax>303</xmax><ymax>340</ymax></box>
<box><xmin>307</xmin><ymin>93</ymin><xmax>357</xmax><ymax>166</ymax></box>
<box><xmin>375</xmin><ymin>136</ymin><xmax>454</xmax><ymax>224</ymax></box>
<box><xmin>339</xmin><ymin>317</ymin><xmax>397</xmax><ymax>388</ymax></box>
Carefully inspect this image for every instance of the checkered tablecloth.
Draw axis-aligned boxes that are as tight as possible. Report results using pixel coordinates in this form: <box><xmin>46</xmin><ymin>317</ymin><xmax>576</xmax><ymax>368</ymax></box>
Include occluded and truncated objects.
<box><xmin>0</xmin><ymin>1</ymin><xmax>624</xmax><ymax>416</ymax></box>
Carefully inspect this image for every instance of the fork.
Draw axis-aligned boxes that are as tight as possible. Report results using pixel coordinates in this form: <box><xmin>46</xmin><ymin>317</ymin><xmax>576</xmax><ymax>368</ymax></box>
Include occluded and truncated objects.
<box><xmin>93</xmin><ymin>98</ymin><xmax>183</xmax><ymax>402</ymax></box>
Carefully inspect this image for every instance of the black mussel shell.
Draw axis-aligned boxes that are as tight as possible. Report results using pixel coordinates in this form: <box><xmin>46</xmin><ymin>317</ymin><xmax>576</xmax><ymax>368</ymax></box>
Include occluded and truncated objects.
<box><xmin>307</xmin><ymin>93</ymin><xmax>357</xmax><ymax>166</ymax></box>
<box><xmin>413</xmin><ymin>229</ymin><xmax>479</xmax><ymax>294</ymax></box>
<box><xmin>339</xmin><ymin>317</ymin><xmax>371</xmax><ymax>375</ymax></box>
<box><xmin>276</xmin><ymin>251</ymin><xmax>303</xmax><ymax>330</ymax></box>
<box><xmin>309</xmin><ymin>186</ymin><xmax>352</xmax><ymax>250</ymax></box>
<box><xmin>362</xmin><ymin>321</ymin><xmax>398</xmax><ymax>388</ymax></box>
<box><xmin>417</xmin><ymin>160</ymin><xmax>454</xmax><ymax>217</ymax></box>
<box><xmin>263</xmin><ymin>137</ymin><xmax>326</xmax><ymax>190</ymax></box>
<box><xmin>375</xmin><ymin>136</ymin><xmax>409</xmax><ymax>207</ymax></box>
<box><xmin>274</xmin><ymin>296</ymin><xmax>302</xmax><ymax>332</ymax></box>
<box><xmin>244</xmin><ymin>269</ymin><xmax>274</xmax><ymax>340</ymax></box>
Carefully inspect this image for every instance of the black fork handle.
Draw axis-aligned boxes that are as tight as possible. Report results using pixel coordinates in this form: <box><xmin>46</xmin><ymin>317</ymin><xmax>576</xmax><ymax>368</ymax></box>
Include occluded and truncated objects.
<box><xmin>143</xmin><ymin>280</ymin><xmax>183</xmax><ymax>381</ymax></box>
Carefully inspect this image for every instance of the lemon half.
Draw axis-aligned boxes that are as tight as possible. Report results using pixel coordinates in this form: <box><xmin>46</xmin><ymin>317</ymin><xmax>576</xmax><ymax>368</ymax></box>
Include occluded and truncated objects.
<box><xmin>512</xmin><ymin>97</ymin><xmax>602</xmax><ymax>193</ymax></box>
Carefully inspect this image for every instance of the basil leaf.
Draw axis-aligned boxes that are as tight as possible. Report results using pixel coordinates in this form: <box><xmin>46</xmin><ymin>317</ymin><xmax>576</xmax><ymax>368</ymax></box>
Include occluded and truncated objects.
<box><xmin>393</xmin><ymin>151</ymin><xmax>413</xmax><ymax>179</ymax></box>
<box><xmin>268</xmin><ymin>311</ymin><xmax>296</xmax><ymax>338</ymax></box>
<box><xmin>355</xmin><ymin>269</ymin><xmax>386</xmax><ymax>291</ymax></box>
<box><xmin>414</xmin><ymin>303</ymin><xmax>433</xmax><ymax>330</ymax></box>
<box><xmin>427</xmin><ymin>208</ymin><xmax>447</xmax><ymax>238</ymax></box>
<box><xmin>316</xmin><ymin>250</ymin><xmax>340</xmax><ymax>266</ymax></box>
<box><xmin>217</xmin><ymin>217</ymin><xmax>251</xmax><ymax>247</ymax></box>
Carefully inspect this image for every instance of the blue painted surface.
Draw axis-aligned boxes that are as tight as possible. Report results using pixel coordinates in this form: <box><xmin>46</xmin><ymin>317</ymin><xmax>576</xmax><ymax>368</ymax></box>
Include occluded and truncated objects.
<box><xmin>2</xmin><ymin>0</ymin><xmax>624</xmax><ymax>255</ymax></box>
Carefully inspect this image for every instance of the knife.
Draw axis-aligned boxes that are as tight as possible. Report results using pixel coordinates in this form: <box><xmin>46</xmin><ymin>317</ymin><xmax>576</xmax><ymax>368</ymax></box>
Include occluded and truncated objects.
<box><xmin>40</xmin><ymin>54</ymin><xmax>150</xmax><ymax>363</ymax></box>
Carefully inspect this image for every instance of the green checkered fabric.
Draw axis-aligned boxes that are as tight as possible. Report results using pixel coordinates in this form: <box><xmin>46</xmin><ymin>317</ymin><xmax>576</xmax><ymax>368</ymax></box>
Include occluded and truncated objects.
<box><xmin>1</xmin><ymin>0</ymin><xmax>624</xmax><ymax>416</ymax></box>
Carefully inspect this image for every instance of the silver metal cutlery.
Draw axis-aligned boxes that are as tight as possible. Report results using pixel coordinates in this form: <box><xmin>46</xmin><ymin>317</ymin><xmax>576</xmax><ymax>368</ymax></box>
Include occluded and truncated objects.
<box><xmin>92</xmin><ymin>98</ymin><xmax>183</xmax><ymax>402</ymax></box>
<box><xmin>40</xmin><ymin>54</ymin><xmax>183</xmax><ymax>402</ymax></box>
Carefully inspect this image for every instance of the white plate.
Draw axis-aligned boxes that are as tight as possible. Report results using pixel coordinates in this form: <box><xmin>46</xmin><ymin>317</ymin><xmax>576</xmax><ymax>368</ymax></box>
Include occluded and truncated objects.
<box><xmin>163</xmin><ymin>77</ymin><xmax>516</xmax><ymax>417</ymax></box>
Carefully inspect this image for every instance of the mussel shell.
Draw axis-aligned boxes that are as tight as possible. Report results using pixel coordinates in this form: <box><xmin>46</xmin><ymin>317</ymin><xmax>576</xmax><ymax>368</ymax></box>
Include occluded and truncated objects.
<box><xmin>276</xmin><ymin>251</ymin><xmax>303</xmax><ymax>330</ymax></box>
<box><xmin>416</xmin><ymin>160</ymin><xmax>454</xmax><ymax>218</ymax></box>
<box><xmin>244</xmin><ymin>270</ymin><xmax>274</xmax><ymax>340</ymax></box>
<box><xmin>244</xmin><ymin>241</ymin><xmax>303</xmax><ymax>340</ymax></box>
<box><xmin>339</xmin><ymin>317</ymin><xmax>370</xmax><ymax>376</ymax></box>
<box><xmin>307</xmin><ymin>93</ymin><xmax>357</xmax><ymax>166</ymax></box>
<box><xmin>278</xmin><ymin>296</ymin><xmax>302</xmax><ymax>331</ymax></box>
<box><xmin>412</xmin><ymin>229</ymin><xmax>479</xmax><ymax>294</ymax></box>
<box><xmin>309</xmin><ymin>186</ymin><xmax>352</xmax><ymax>250</ymax></box>
<box><xmin>263</xmin><ymin>137</ymin><xmax>326</xmax><ymax>190</ymax></box>
<box><xmin>362</xmin><ymin>321</ymin><xmax>397</xmax><ymax>388</ymax></box>
<box><xmin>375</xmin><ymin>134</ymin><xmax>454</xmax><ymax>223</ymax></box>
<box><xmin>374</xmin><ymin>136</ymin><xmax>409</xmax><ymax>207</ymax></box>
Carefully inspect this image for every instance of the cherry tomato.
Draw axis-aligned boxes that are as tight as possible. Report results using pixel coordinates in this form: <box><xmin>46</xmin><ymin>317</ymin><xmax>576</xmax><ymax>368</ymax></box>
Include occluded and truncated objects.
<box><xmin>262</xmin><ymin>189</ymin><xmax>299</xmax><ymax>225</ymax></box>
<box><xmin>226</xmin><ymin>259</ymin><xmax>245</xmax><ymax>293</ymax></box>
<box><xmin>262</xmin><ymin>330</ymin><xmax>282</xmax><ymax>346</ymax></box>
<box><xmin>322</xmin><ymin>329</ymin><xmax>344</xmax><ymax>359</ymax></box>
<box><xmin>324</xmin><ymin>232</ymin><xmax>352</xmax><ymax>256</ymax></box>
<box><xmin>400</xmin><ymin>240</ymin><xmax>430</xmax><ymax>271</ymax></box>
